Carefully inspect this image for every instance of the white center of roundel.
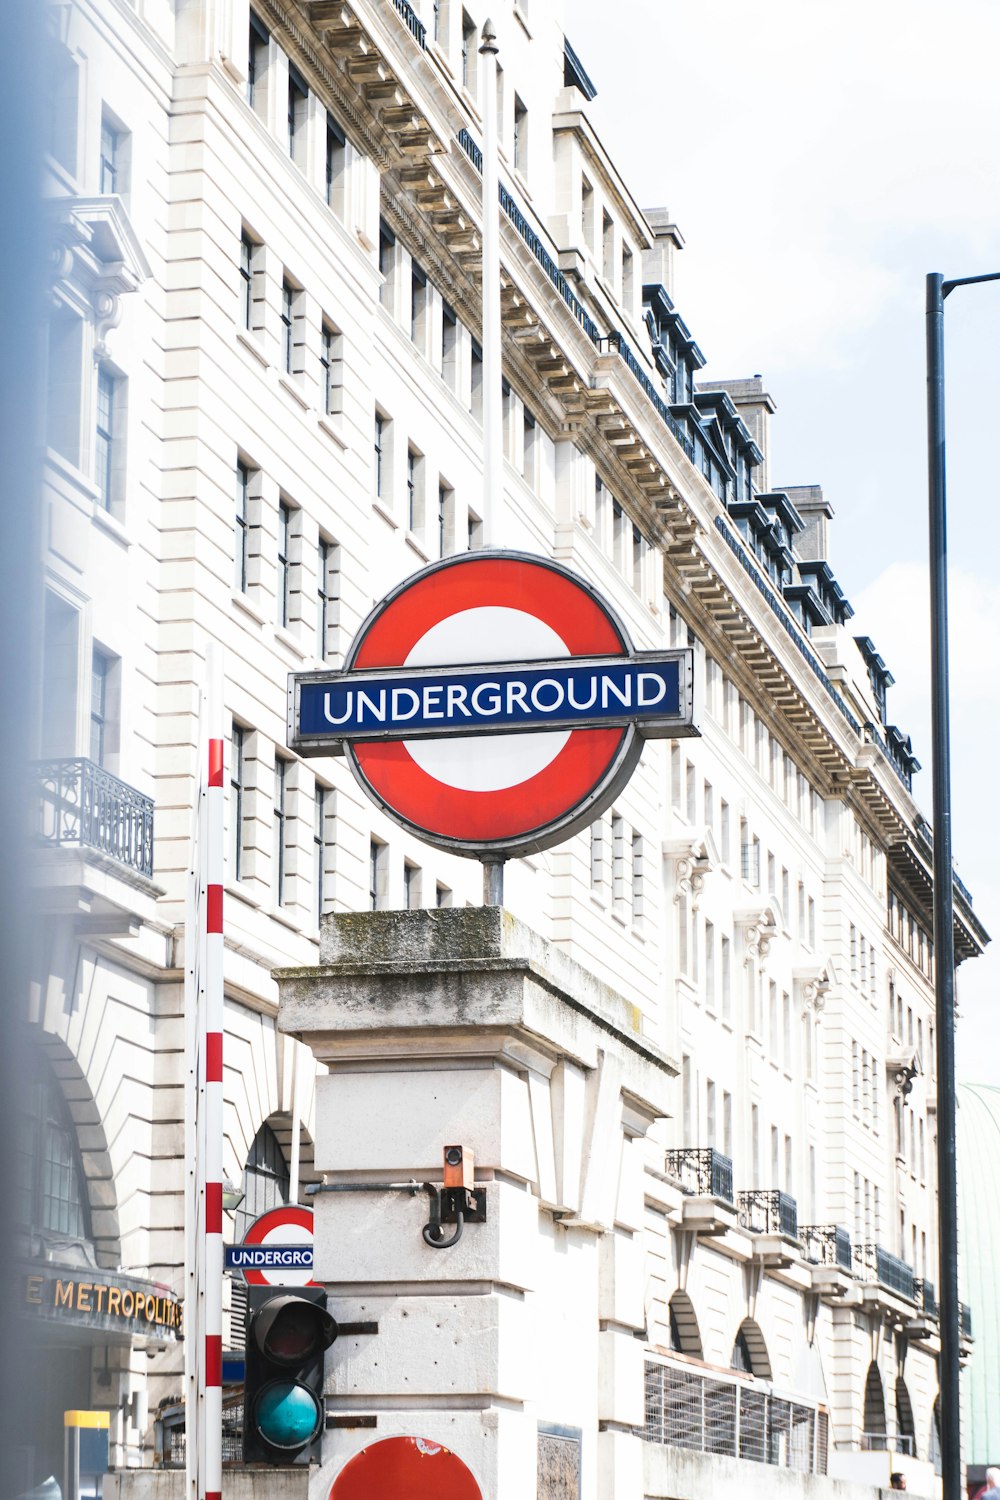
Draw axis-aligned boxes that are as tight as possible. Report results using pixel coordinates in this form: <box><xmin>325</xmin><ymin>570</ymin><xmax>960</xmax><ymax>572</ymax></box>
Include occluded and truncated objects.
<box><xmin>403</xmin><ymin>607</ymin><xmax>571</xmax><ymax>792</ymax></box>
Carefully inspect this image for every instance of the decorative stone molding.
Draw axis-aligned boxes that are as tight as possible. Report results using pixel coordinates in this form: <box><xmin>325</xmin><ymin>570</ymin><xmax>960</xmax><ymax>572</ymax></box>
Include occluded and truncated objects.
<box><xmin>735</xmin><ymin>899</ymin><xmax>780</xmax><ymax>963</ymax></box>
<box><xmin>47</xmin><ymin>196</ymin><xmax>151</xmax><ymax>355</ymax></box>
<box><xmin>663</xmin><ymin>828</ymin><xmax>719</xmax><ymax>907</ymax></box>
<box><xmin>887</xmin><ymin>1049</ymin><xmax>920</xmax><ymax>1102</ymax></box>
<box><xmin>794</xmin><ymin>959</ymin><xmax>835</xmax><ymax>1015</ymax></box>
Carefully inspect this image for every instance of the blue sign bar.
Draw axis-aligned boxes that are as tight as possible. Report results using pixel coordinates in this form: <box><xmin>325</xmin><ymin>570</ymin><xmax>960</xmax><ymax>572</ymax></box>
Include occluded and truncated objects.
<box><xmin>296</xmin><ymin>654</ymin><xmax>684</xmax><ymax>743</ymax></box>
<box><xmin>224</xmin><ymin>1245</ymin><xmax>314</xmax><ymax>1271</ymax></box>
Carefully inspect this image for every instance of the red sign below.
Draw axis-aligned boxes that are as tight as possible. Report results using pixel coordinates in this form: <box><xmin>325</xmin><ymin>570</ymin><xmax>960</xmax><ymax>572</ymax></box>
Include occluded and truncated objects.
<box><xmin>329</xmin><ymin>1436</ymin><xmax>483</xmax><ymax>1499</ymax></box>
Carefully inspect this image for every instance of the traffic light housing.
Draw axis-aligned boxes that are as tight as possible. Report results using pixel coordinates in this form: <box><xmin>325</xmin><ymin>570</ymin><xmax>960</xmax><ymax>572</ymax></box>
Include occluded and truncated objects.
<box><xmin>243</xmin><ymin>1287</ymin><xmax>337</xmax><ymax>1465</ymax></box>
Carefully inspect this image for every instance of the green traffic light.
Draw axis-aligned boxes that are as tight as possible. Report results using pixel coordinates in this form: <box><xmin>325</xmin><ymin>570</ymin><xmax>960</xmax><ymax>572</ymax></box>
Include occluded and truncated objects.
<box><xmin>253</xmin><ymin>1379</ymin><xmax>323</xmax><ymax>1450</ymax></box>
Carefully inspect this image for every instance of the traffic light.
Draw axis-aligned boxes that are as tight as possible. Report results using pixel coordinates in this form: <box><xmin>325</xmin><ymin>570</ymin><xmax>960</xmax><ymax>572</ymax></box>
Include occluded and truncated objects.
<box><xmin>243</xmin><ymin>1287</ymin><xmax>337</xmax><ymax>1464</ymax></box>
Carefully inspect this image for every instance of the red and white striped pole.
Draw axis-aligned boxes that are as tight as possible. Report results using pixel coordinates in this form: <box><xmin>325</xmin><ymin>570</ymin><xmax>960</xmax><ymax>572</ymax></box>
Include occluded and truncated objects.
<box><xmin>203</xmin><ymin>643</ymin><xmax>225</xmax><ymax>1500</ymax></box>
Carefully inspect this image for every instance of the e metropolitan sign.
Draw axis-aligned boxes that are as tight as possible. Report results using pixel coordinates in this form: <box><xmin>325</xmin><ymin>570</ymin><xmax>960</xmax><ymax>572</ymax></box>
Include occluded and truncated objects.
<box><xmin>288</xmin><ymin>552</ymin><xmax>699</xmax><ymax>858</ymax></box>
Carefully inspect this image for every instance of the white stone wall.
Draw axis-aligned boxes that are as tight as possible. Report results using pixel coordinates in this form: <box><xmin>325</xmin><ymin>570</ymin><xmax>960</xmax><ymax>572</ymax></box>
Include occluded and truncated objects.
<box><xmin>33</xmin><ymin>0</ymin><xmax>970</xmax><ymax>1491</ymax></box>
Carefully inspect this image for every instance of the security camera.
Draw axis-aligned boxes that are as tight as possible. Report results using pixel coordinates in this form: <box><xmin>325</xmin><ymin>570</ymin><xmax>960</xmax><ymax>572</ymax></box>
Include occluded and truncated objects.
<box><xmin>443</xmin><ymin>1144</ymin><xmax>474</xmax><ymax>1189</ymax></box>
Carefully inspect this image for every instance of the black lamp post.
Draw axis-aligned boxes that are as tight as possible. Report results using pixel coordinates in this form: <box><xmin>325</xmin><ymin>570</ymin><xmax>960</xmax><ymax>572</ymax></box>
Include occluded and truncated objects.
<box><xmin>925</xmin><ymin>269</ymin><xmax>1000</xmax><ymax>1500</ymax></box>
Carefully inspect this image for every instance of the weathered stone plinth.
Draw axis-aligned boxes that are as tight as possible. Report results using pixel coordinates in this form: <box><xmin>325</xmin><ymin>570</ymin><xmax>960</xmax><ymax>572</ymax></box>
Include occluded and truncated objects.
<box><xmin>277</xmin><ymin>908</ymin><xmax>676</xmax><ymax>1500</ymax></box>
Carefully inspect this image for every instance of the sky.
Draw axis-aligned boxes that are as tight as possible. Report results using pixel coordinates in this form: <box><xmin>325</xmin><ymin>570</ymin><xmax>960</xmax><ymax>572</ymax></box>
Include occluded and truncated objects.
<box><xmin>571</xmin><ymin>0</ymin><xmax>1000</xmax><ymax>1079</ymax></box>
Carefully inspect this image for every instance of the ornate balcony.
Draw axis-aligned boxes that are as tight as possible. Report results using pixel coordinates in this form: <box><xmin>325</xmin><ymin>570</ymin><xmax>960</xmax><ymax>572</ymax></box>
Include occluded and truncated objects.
<box><xmin>913</xmin><ymin>1277</ymin><xmax>938</xmax><ymax>1319</ymax></box>
<box><xmin>37</xmin><ymin>758</ymin><xmax>154</xmax><ymax>878</ymax></box>
<box><xmin>854</xmin><ymin>1243</ymin><xmax>915</xmax><ymax>1302</ymax></box>
<box><xmin>800</xmin><ymin>1224</ymin><xmax>853</xmax><ymax>1272</ymax></box>
<box><xmin>738</xmin><ymin>1189</ymin><xmax>798</xmax><ymax>1240</ymax></box>
<box><xmin>664</xmin><ymin>1148</ymin><xmax>733</xmax><ymax>1204</ymax></box>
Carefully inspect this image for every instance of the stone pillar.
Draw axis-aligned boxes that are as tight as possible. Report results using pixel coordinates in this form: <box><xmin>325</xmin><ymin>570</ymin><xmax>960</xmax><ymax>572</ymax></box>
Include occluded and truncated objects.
<box><xmin>277</xmin><ymin>908</ymin><xmax>676</xmax><ymax>1500</ymax></box>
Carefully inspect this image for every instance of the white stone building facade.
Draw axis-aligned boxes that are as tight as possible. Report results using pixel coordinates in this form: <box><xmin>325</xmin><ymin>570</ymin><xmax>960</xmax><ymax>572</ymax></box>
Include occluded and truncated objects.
<box><xmin>27</xmin><ymin>0</ymin><xmax>986</xmax><ymax>1495</ymax></box>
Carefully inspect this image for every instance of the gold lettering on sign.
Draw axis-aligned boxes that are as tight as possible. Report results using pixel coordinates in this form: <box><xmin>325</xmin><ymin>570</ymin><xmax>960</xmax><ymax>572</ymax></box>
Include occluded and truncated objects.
<box><xmin>54</xmin><ymin>1280</ymin><xmax>74</xmax><ymax>1310</ymax></box>
<box><xmin>76</xmin><ymin>1284</ymin><xmax>92</xmax><ymax>1313</ymax></box>
<box><xmin>107</xmin><ymin>1288</ymin><xmax>121</xmax><ymax>1317</ymax></box>
<box><xmin>25</xmin><ymin>1275</ymin><xmax>43</xmax><ymax>1305</ymax></box>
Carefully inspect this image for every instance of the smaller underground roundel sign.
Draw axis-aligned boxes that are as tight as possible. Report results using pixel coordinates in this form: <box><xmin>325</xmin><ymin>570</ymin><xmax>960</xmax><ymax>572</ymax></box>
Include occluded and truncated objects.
<box><xmin>288</xmin><ymin>552</ymin><xmax>699</xmax><ymax>859</ymax></box>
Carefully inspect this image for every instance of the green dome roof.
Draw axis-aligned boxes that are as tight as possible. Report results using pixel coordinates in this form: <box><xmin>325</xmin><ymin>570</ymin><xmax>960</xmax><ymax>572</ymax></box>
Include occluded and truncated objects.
<box><xmin>958</xmin><ymin>1083</ymin><xmax>1000</xmax><ymax>1465</ymax></box>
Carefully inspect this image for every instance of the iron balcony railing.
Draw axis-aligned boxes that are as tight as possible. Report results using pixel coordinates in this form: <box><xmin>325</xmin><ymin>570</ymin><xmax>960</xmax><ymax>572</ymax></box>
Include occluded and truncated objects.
<box><xmin>644</xmin><ymin>1359</ymin><xmax>829</xmax><ymax>1475</ymax></box>
<box><xmin>738</xmin><ymin>1189</ymin><xmax>798</xmax><ymax>1240</ymax></box>
<box><xmin>855</xmin><ymin>1243</ymin><xmax>915</xmax><ymax>1301</ymax></box>
<box><xmin>913</xmin><ymin>1277</ymin><xmax>938</xmax><ymax>1319</ymax></box>
<box><xmin>390</xmin><ymin>0</ymin><xmax>426</xmax><ymax>46</ymax></box>
<box><xmin>663</xmin><ymin>1148</ymin><xmax>734</xmax><ymax>1204</ymax></box>
<box><xmin>800</xmin><ymin>1224</ymin><xmax>853</xmax><ymax>1272</ymax></box>
<box><xmin>37</xmin><ymin>758</ymin><xmax>154</xmax><ymax>878</ymax></box>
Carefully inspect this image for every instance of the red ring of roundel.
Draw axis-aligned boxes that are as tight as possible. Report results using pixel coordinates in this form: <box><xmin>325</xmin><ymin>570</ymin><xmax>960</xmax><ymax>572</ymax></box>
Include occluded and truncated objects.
<box><xmin>350</xmin><ymin>557</ymin><xmax>629</xmax><ymax>843</ymax></box>
<box><xmin>241</xmin><ymin>1205</ymin><xmax>317</xmax><ymax>1287</ymax></box>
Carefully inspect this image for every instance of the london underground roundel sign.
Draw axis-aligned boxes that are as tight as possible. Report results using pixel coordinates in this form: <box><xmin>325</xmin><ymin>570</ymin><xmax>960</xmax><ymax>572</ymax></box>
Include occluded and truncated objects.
<box><xmin>289</xmin><ymin>551</ymin><xmax>698</xmax><ymax>859</ymax></box>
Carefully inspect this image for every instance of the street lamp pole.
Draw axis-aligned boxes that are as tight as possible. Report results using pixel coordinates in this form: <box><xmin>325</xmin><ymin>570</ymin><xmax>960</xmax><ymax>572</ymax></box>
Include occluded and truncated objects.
<box><xmin>925</xmin><ymin>268</ymin><xmax>1000</xmax><ymax>1500</ymax></box>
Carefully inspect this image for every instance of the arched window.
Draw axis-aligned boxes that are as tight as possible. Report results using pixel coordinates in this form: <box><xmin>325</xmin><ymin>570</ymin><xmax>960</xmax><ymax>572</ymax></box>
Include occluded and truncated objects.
<box><xmin>14</xmin><ymin>1050</ymin><xmax>90</xmax><ymax>1238</ymax></box>
<box><xmin>929</xmin><ymin>1397</ymin><xmax>942</xmax><ymax>1476</ymax></box>
<box><xmin>895</xmin><ymin>1377</ymin><xmax>916</xmax><ymax>1457</ymax></box>
<box><xmin>863</xmin><ymin>1361</ymin><xmax>887</xmax><ymax>1437</ymax></box>
<box><xmin>668</xmin><ymin>1291</ymin><xmax>704</xmax><ymax>1359</ymax></box>
<box><xmin>233</xmin><ymin>1122</ymin><xmax>290</xmax><ymax>1242</ymax></box>
<box><xmin>731</xmin><ymin>1318</ymin><xmax>772</xmax><ymax>1380</ymax></box>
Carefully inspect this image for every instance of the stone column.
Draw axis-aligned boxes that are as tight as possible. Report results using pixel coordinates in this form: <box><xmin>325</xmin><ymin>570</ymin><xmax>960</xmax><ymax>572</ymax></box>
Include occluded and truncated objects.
<box><xmin>277</xmin><ymin>907</ymin><xmax>676</xmax><ymax>1500</ymax></box>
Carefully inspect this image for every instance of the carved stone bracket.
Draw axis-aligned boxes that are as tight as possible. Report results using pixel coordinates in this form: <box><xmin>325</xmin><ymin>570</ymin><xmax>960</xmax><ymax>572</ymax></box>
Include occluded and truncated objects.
<box><xmin>794</xmin><ymin>960</ymin><xmax>835</xmax><ymax>1016</ymax></box>
<box><xmin>735</xmin><ymin>900</ymin><xmax>780</xmax><ymax>964</ymax></box>
<box><xmin>887</xmin><ymin>1049</ymin><xmax>920</xmax><ymax>1102</ymax></box>
<box><xmin>663</xmin><ymin>829</ymin><xmax>719</xmax><ymax>908</ymax></box>
<box><xmin>46</xmin><ymin>196</ymin><xmax>151</xmax><ymax>356</ymax></box>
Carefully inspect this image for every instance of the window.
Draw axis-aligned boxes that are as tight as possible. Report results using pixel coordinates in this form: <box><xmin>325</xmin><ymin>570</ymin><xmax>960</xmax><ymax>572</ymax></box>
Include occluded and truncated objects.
<box><xmin>706</xmin><ymin>1080</ymin><xmax>716</xmax><ymax>1146</ymax></box>
<box><xmin>467</xmin><ymin>508</ymin><xmax>483</xmax><ymax>550</ymax></box>
<box><xmin>403</xmin><ymin>862</ymin><xmax>421</xmax><ymax>910</ymax></box>
<box><xmin>273</xmin><ymin>756</ymin><xmax>289</xmax><ymax>905</ymax></box>
<box><xmin>720</xmin><ymin>800</ymin><xmax>731</xmax><ymax>864</ymax></box>
<box><xmin>248</xmin><ymin>13</ymin><xmax>269</xmax><ymax>113</ymax></box>
<box><xmin>374</xmin><ymin>411</ymin><xmax>392</xmax><ymax>504</ymax></box>
<box><xmin>461</xmin><ymin>11</ymin><xmax>477</xmax><ymax>92</ymax></box>
<box><xmin>233</xmin><ymin>1124</ymin><xmax>289</xmax><ymax>1244</ymax></box>
<box><xmin>590</xmin><ymin>818</ymin><xmax>605</xmax><ymax>890</ymax></box>
<box><xmin>441</xmin><ymin>302</ymin><xmax>458</xmax><ymax>388</ymax></box>
<box><xmin>94</xmin><ymin>365</ymin><xmax>117</xmax><ymax>510</ymax></box>
<box><xmin>277</xmin><ymin>501</ymin><xmax>291</xmax><ymax>628</ymax></box>
<box><xmin>432</xmin><ymin>0</ymin><xmax>445</xmax><ymax>42</ymax></box>
<box><xmin>370</xmin><ymin>839</ymin><xmax>387</xmax><ymax>910</ymax></box>
<box><xmin>14</xmin><ymin>1050</ymin><xmax>90</xmax><ymax>1238</ymax></box>
<box><xmin>602</xmin><ymin>210</ymin><xmax>614</xmax><ymax>283</ymax></box>
<box><xmin>751</xmin><ymin>1105</ymin><xmax>760</xmax><ymax>1187</ymax></box>
<box><xmin>280</xmin><ymin>278</ymin><xmax>298</xmax><ymax>376</ymax></box>
<box><xmin>622</xmin><ymin>243</ymin><xmax>633</xmax><ymax>311</ymax></box>
<box><xmin>99</xmin><ymin>116</ymin><xmax>120</xmax><ymax>194</ymax></box>
<box><xmin>320</xmin><ymin>320</ymin><xmax>343</xmax><ymax>417</ymax></box>
<box><xmin>470</xmin><ymin>338</ymin><xmax>483</xmax><ymax>420</ymax></box>
<box><xmin>288</xmin><ymin>61</ymin><xmax>309</xmax><ymax>165</ymax></box>
<box><xmin>326</xmin><ymin>114</ymin><xmax>346</xmax><ymax>217</ymax></box>
<box><xmin>435</xmin><ymin>883</ymin><xmax>452</xmax><ymax>908</ymax></box>
<box><xmin>406</xmin><ymin>446</ymin><xmax>424</xmax><ymax>533</ymax></box>
<box><xmin>411</xmin><ymin>261</ymin><xmax>428</xmax><ymax>349</ymax></box>
<box><xmin>685</xmin><ymin>762</ymin><xmax>696</xmax><ymax>823</ymax></box>
<box><xmin>378</xmin><ymin>220</ymin><xmax>396</xmax><ymax>310</ymax></box>
<box><xmin>235</xmin><ymin>460</ymin><xmax>252</xmax><ymax>593</ymax></box>
<box><xmin>522</xmin><ymin>409</ymin><xmax>538</xmax><ymax>487</ymax></box>
<box><xmin>631</xmin><ymin>833</ymin><xmax>644</xmax><ymax>921</ymax></box>
<box><xmin>721</xmin><ymin>935</ymin><xmax>731</xmax><ymax>1021</ymax></box>
<box><xmin>437</xmin><ymin>482</ymin><xmax>452</xmax><ymax>557</ymax></box>
<box><xmin>90</xmin><ymin>649</ymin><xmax>115</xmax><ymax>766</ymax></box>
<box><xmin>581</xmin><ymin>175</ymin><xmax>594</xmax><ymax>252</ymax></box>
<box><xmin>513</xmin><ymin>94</ymin><xmax>527</xmax><ymax>174</ymax></box>
<box><xmin>704</xmin><ymin>920</ymin><xmax>715</xmax><ymax>1009</ymax></box>
<box><xmin>783</xmin><ymin>992</ymin><xmax>792</xmax><ymax>1073</ymax></box>
<box><xmin>611</xmin><ymin>812</ymin><xmax>625</xmax><ymax>908</ymax></box>
<box><xmin>612</xmin><ymin>499</ymin><xmax>627</xmax><ymax>571</ymax></box>
<box><xmin>240</xmin><ymin>229</ymin><xmax>262</xmax><ymax>334</ymax></box>
<box><xmin>314</xmin><ymin>783</ymin><xmax>332</xmax><ymax>924</ymax></box>
<box><xmin>681</xmin><ymin>1055</ymin><xmax>692</xmax><ymax>1141</ymax></box>
<box><xmin>317</xmin><ymin>536</ymin><xmax>340</xmax><ymax>661</ymax></box>
<box><xmin>230</xmin><ymin>724</ymin><xmax>246</xmax><ymax>879</ymax></box>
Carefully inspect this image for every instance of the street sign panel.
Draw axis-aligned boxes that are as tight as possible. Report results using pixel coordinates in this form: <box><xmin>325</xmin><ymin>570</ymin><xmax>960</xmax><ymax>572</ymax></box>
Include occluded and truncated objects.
<box><xmin>226</xmin><ymin>1205</ymin><xmax>317</xmax><ymax>1287</ymax></box>
<box><xmin>289</xmin><ymin>552</ymin><xmax>698</xmax><ymax>858</ymax></box>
